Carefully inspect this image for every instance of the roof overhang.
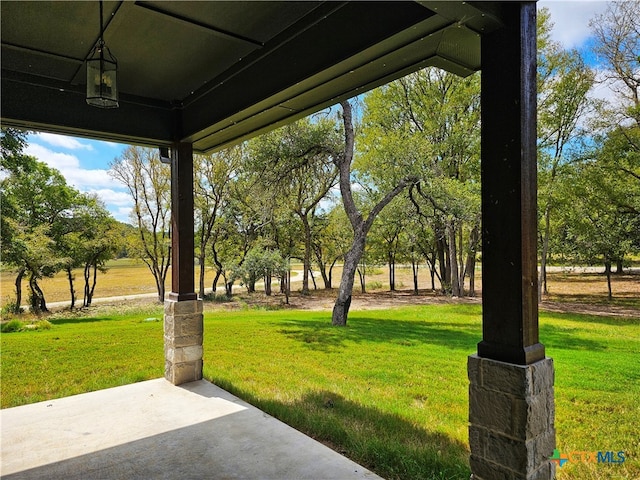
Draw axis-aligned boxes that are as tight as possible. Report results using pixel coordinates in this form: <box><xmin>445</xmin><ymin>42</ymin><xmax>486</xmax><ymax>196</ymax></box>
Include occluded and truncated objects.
<box><xmin>1</xmin><ymin>1</ymin><xmax>503</xmax><ymax>153</ymax></box>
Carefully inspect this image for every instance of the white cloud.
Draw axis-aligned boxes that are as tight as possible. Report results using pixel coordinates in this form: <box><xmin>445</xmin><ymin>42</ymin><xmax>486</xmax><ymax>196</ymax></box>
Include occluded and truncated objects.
<box><xmin>87</xmin><ymin>189</ymin><xmax>132</xmax><ymax>206</ymax></box>
<box><xmin>35</xmin><ymin>132</ymin><xmax>94</xmax><ymax>151</ymax></box>
<box><xmin>25</xmin><ymin>143</ymin><xmax>81</xmax><ymax>171</ymax></box>
<box><xmin>65</xmin><ymin>168</ymin><xmax>121</xmax><ymax>190</ymax></box>
<box><xmin>23</xmin><ymin>142</ymin><xmax>134</xmax><ymax>222</ymax></box>
<box><xmin>113</xmin><ymin>206</ymin><xmax>134</xmax><ymax>225</ymax></box>
<box><xmin>538</xmin><ymin>1</ymin><xmax>608</xmax><ymax>49</ymax></box>
<box><xmin>24</xmin><ymin>143</ymin><xmax>121</xmax><ymax>190</ymax></box>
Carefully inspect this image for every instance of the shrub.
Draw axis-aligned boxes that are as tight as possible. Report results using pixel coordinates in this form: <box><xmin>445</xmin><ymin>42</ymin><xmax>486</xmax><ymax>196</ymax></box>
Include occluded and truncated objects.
<box><xmin>1</xmin><ymin>320</ymin><xmax>24</xmax><ymax>333</ymax></box>
<box><xmin>24</xmin><ymin>320</ymin><xmax>53</xmax><ymax>331</ymax></box>
<box><xmin>1</xmin><ymin>301</ymin><xmax>22</xmax><ymax>316</ymax></box>
<box><xmin>1</xmin><ymin>319</ymin><xmax>53</xmax><ymax>332</ymax></box>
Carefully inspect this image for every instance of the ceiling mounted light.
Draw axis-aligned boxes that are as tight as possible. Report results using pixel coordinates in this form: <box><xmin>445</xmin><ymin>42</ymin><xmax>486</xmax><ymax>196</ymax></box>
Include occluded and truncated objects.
<box><xmin>86</xmin><ymin>0</ymin><xmax>118</xmax><ymax>108</ymax></box>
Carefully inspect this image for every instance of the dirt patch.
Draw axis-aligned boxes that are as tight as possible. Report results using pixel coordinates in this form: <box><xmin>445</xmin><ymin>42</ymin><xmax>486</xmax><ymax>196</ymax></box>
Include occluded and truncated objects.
<box><xmin>203</xmin><ymin>267</ymin><xmax>639</xmax><ymax>319</ymax></box>
<box><xmin>202</xmin><ymin>288</ymin><xmax>639</xmax><ymax>320</ymax></box>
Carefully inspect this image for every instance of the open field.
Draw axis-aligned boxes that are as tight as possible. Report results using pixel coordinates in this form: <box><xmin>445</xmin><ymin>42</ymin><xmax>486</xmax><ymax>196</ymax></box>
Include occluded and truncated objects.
<box><xmin>1</xmin><ymin>258</ymin><xmax>639</xmax><ymax>312</ymax></box>
<box><xmin>1</xmin><ymin>302</ymin><xmax>638</xmax><ymax>480</ymax></box>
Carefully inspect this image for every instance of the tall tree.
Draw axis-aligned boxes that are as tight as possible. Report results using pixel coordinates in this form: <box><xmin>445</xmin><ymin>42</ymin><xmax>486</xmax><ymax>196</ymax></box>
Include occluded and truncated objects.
<box><xmin>194</xmin><ymin>146</ymin><xmax>241</xmax><ymax>299</ymax></box>
<box><xmin>368</xmin><ymin>196</ymin><xmax>409</xmax><ymax>291</ymax></box>
<box><xmin>1</xmin><ymin>158</ymin><xmax>77</xmax><ymax>312</ymax></box>
<box><xmin>110</xmin><ymin>147</ymin><xmax>171</xmax><ymax>302</ymax></box>
<box><xmin>362</xmin><ymin>68</ymin><xmax>481</xmax><ymax>297</ymax></box>
<box><xmin>311</xmin><ymin>205</ymin><xmax>351</xmax><ymax>290</ymax></box>
<box><xmin>1</xmin><ymin>128</ymin><xmax>32</xmax><ymax>174</ymax></box>
<box><xmin>537</xmin><ymin>8</ymin><xmax>596</xmax><ymax>297</ymax></box>
<box><xmin>332</xmin><ymin>100</ymin><xmax>417</xmax><ymax>326</ymax></box>
<box><xmin>559</xmin><ymin>160</ymin><xmax>637</xmax><ymax>298</ymax></box>
<box><xmin>590</xmin><ymin>1</ymin><xmax>640</xmax><ymax>126</ymax></box>
<box><xmin>248</xmin><ymin>117</ymin><xmax>340</xmax><ymax>294</ymax></box>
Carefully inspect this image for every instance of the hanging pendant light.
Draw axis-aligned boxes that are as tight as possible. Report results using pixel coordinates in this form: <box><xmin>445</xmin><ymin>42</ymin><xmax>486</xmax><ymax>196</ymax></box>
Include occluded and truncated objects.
<box><xmin>86</xmin><ymin>0</ymin><xmax>118</xmax><ymax>108</ymax></box>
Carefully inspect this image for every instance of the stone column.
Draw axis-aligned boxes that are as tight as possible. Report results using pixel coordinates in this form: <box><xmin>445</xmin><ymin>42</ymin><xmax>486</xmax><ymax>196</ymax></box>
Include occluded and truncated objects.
<box><xmin>164</xmin><ymin>141</ymin><xmax>202</xmax><ymax>385</ymax></box>
<box><xmin>164</xmin><ymin>298</ymin><xmax>203</xmax><ymax>385</ymax></box>
<box><xmin>468</xmin><ymin>355</ymin><xmax>555</xmax><ymax>480</ymax></box>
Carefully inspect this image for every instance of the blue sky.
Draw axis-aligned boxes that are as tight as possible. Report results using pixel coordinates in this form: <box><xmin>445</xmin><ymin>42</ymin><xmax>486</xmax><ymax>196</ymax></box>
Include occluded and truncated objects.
<box><xmin>23</xmin><ymin>1</ymin><xmax>611</xmax><ymax>225</ymax></box>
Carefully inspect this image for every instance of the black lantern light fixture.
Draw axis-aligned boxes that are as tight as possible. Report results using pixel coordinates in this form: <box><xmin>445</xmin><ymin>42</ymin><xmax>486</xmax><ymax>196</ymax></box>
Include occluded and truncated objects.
<box><xmin>86</xmin><ymin>0</ymin><xmax>118</xmax><ymax>108</ymax></box>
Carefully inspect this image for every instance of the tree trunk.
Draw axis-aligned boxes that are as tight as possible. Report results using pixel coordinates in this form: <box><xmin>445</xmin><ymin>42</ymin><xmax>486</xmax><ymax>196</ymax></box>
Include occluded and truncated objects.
<box><xmin>212</xmin><ymin>269</ymin><xmax>222</xmax><ymax>294</ymax></box>
<box><xmin>319</xmin><ymin>265</ymin><xmax>331</xmax><ymax>289</ymax></box>
<box><xmin>616</xmin><ymin>258</ymin><xmax>624</xmax><ymax>274</ymax></box>
<box><xmin>14</xmin><ymin>267</ymin><xmax>25</xmax><ymax>313</ymax></box>
<box><xmin>309</xmin><ymin>268</ymin><xmax>317</xmax><ymax>290</ymax></box>
<box><xmin>538</xmin><ymin>204</ymin><xmax>552</xmax><ymax>301</ymax></box>
<box><xmin>332</xmin><ymin>242</ymin><xmax>363</xmax><ymax>326</ymax></box>
<box><xmin>315</xmin><ymin>248</ymin><xmax>331</xmax><ymax>289</ymax></box>
<box><xmin>88</xmin><ymin>263</ymin><xmax>98</xmax><ymax>306</ymax></box>
<box><xmin>29</xmin><ymin>273</ymin><xmax>47</xmax><ymax>313</ymax></box>
<box><xmin>83</xmin><ymin>263</ymin><xmax>90</xmax><ymax>307</ymax></box>
<box><xmin>412</xmin><ymin>259</ymin><xmax>419</xmax><ymax>295</ymax></box>
<box><xmin>388</xmin><ymin>252</ymin><xmax>395</xmax><ymax>291</ymax></box>
<box><xmin>154</xmin><ymin>263</ymin><xmax>166</xmax><ymax>303</ymax></box>
<box><xmin>300</xmin><ymin>214</ymin><xmax>312</xmax><ymax>294</ymax></box>
<box><xmin>331</xmin><ymin>100</ymin><xmax>415</xmax><ymax>326</ymax></box>
<box><xmin>465</xmin><ymin>226</ymin><xmax>479</xmax><ymax>297</ymax></box>
<box><xmin>247</xmin><ymin>276</ymin><xmax>256</xmax><ymax>293</ymax></box>
<box><xmin>66</xmin><ymin>267</ymin><xmax>76</xmax><ymax>310</ymax></box>
<box><xmin>281</xmin><ymin>268</ymin><xmax>290</xmax><ymax>304</ymax></box>
<box><xmin>435</xmin><ymin>223</ymin><xmax>449</xmax><ymax>291</ymax></box>
<box><xmin>264</xmin><ymin>273</ymin><xmax>272</xmax><ymax>296</ymax></box>
<box><xmin>447</xmin><ymin>221</ymin><xmax>460</xmax><ymax>296</ymax></box>
<box><xmin>429</xmin><ymin>260</ymin><xmax>436</xmax><ymax>291</ymax></box>
<box><xmin>225</xmin><ymin>280</ymin><xmax>233</xmax><ymax>297</ymax></box>
<box><xmin>458</xmin><ymin>226</ymin><xmax>465</xmax><ymax>294</ymax></box>
<box><xmin>605</xmin><ymin>260</ymin><xmax>613</xmax><ymax>299</ymax></box>
<box><xmin>328</xmin><ymin>257</ymin><xmax>339</xmax><ymax>290</ymax></box>
<box><xmin>198</xmin><ymin>254</ymin><xmax>206</xmax><ymax>299</ymax></box>
<box><xmin>357</xmin><ymin>264</ymin><xmax>366</xmax><ymax>293</ymax></box>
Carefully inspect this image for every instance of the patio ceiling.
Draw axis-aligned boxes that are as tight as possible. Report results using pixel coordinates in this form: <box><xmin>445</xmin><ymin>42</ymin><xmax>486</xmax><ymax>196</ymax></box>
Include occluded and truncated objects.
<box><xmin>1</xmin><ymin>1</ymin><xmax>502</xmax><ymax>153</ymax></box>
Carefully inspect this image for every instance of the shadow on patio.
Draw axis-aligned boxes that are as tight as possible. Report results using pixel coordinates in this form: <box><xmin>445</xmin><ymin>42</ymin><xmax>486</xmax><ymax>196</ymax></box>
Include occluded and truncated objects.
<box><xmin>1</xmin><ymin>379</ymin><xmax>380</xmax><ymax>479</ymax></box>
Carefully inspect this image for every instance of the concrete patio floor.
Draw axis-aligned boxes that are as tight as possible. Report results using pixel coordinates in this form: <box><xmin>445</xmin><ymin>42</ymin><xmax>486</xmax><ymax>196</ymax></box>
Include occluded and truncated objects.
<box><xmin>1</xmin><ymin>379</ymin><xmax>381</xmax><ymax>479</ymax></box>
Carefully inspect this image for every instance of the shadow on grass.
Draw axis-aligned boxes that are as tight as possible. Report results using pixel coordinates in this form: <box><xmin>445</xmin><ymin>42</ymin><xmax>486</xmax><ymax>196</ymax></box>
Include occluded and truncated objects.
<box><xmin>208</xmin><ymin>376</ymin><xmax>470</xmax><ymax>480</ymax></box>
<box><xmin>541</xmin><ymin>310</ymin><xmax>640</xmax><ymax>326</ymax></box>
<box><xmin>540</xmin><ymin>324</ymin><xmax>609</xmax><ymax>351</ymax></box>
<box><xmin>278</xmin><ymin>316</ymin><xmax>481</xmax><ymax>353</ymax></box>
<box><xmin>50</xmin><ymin>314</ymin><xmax>161</xmax><ymax>325</ymax></box>
<box><xmin>277</xmin><ymin>310</ymin><xmax>625</xmax><ymax>354</ymax></box>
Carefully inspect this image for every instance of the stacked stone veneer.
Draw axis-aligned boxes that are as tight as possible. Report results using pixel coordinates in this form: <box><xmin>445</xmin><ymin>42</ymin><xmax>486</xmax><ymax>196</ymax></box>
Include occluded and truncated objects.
<box><xmin>468</xmin><ymin>354</ymin><xmax>556</xmax><ymax>480</ymax></box>
<box><xmin>164</xmin><ymin>299</ymin><xmax>203</xmax><ymax>385</ymax></box>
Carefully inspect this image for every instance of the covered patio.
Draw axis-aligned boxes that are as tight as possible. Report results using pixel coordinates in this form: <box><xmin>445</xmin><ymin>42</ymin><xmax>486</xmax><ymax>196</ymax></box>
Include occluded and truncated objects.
<box><xmin>2</xmin><ymin>2</ymin><xmax>554</xmax><ymax>479</ymax></box>
<box><xmin>1</xmin><ymin>379</ymin><xmax>380</xmax><ymax>479</ymax></box>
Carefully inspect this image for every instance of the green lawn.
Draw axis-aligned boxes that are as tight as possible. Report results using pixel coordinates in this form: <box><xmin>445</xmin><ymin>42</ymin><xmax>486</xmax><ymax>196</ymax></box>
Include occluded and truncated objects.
<box><xmin>1</xmin><ymin>304</ymin><xmax>638</xmax><ymax>479</ymax></box>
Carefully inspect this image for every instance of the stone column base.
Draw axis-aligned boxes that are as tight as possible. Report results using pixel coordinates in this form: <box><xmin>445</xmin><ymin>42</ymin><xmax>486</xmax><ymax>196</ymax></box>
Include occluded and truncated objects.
<box><xmin>164</xmin><ymin>299</ymin><xmax>203</xmax><ymax>385</ymax></box>
<box><xmin>468</xmin><ymin>354</ymin><xmax>555</xmax><ymax>480</ymax></box>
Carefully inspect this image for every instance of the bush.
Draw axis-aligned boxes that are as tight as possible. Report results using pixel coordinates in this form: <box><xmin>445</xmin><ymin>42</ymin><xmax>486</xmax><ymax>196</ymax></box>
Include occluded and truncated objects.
<box><xmin>1</xmin><ymin>319</ymin><xmax>53</xmax><ymax>333</ymax></box>
<box><xmin>1</xmin><ymin>320</ymin><xmax>24</xmax><ymax>333</ymax></box>
<box><xmin>1</xmin><ymin>301</ymin><xmax>22</xmax><ymax>316</ymax></box>
<box><xmin>24</xmin><ymin>320</ymin><xmax>53</xmax><ymax>331</ymax></box>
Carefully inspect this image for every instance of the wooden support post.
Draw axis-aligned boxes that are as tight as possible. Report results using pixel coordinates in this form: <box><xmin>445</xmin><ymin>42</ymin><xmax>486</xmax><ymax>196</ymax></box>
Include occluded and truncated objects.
<box><xmin>168</xmin><ymin>142</ymin><xmax>197</xmax><ymax>302</ymax></box>
<box><xmin>471</xmin><ymin>9</ymin><xmax>554</xmax><ymax>480</ymax></box>
<box><xmin>478</xmin><ymin>2</ymin><xmax>544</xmax><ymax>366</ymax></box>
<box><xmin>164</xmin><ymin>141</ymin><xmax>202</xmax><ymax>384</ymax></box>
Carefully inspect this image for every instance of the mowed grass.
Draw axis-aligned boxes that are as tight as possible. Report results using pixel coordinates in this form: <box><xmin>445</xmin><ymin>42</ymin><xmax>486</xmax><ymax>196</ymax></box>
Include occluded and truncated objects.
<box><xmin>1</xmin><ymin>304</ymin><xmax>639</xmax><ymax>480</ymax></box>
